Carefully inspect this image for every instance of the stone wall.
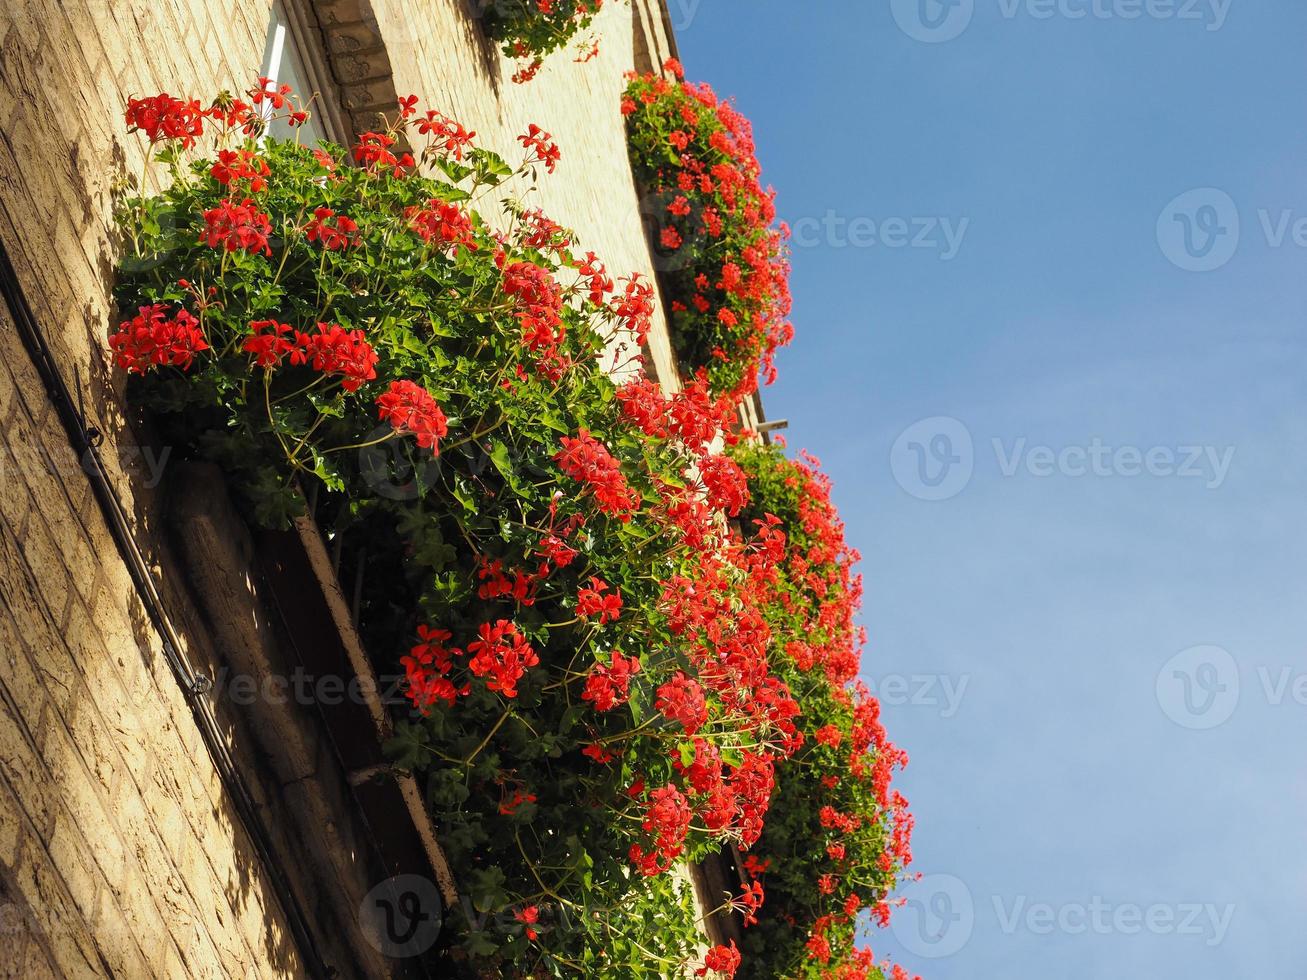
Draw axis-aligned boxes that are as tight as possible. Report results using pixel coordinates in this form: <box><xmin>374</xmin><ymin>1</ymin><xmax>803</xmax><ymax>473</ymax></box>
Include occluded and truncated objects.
<box><xmin>0</xmin><ymin>1</ymin><xmax>680</xmax><ymax>976</ymax></box>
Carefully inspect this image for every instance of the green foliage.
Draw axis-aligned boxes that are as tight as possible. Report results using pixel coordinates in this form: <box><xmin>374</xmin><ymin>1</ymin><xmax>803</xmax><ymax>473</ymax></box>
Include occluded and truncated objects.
<box><xmin>480</xmin><ymin>0</ymin><xmax>606</xmax><ymax>79</ymax></box>
<box><xmin>114</xmin><ymin>114</ymin><xmax>767</xmax><ymax>977</ymax></box>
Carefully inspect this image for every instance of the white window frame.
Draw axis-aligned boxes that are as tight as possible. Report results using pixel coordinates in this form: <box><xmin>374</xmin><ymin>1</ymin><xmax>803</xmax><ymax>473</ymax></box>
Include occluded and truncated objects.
<box><xmin>259</xmin><ymin>0</ymin><xmax>348</xmax><ymax>145</ymax></box>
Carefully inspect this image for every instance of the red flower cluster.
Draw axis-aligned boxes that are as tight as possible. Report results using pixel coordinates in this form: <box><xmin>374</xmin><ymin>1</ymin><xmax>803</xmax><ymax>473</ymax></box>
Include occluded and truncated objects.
<box><xmin>554</xmin><ymin>429</ymin><xmax>639</xmax><ymax>519</ymax></box>
<box><xmin>502</xmin><ymin>257</ymin><xmax>564</xmax><ymax>340</ymax></box>
<box><xmin>499</xmin><ymin>786</ymin><xmax>537</xmax><ymax>816</ymax></box>
<box><xmin>616</xmin><ymin>378</ymin><xmax>668</xmax><ymax>438</ymax></box>
<box><xmin>124</xmin><ymin>93</ymin><xmax>206</xmax><ymax>146</ymax></box>
<box><xmin>575</xmin><ymin>251</ymin><xmax>613</xmax><ymax>304</ymax></box>
<box><xmin>305</xmin><ymin>207</ymin><xmax>359</xmax><ymax>250</ymax></box>
<box><xmin>500</xmin><ymin>257</ymin><xmax>572</xmax><ymax>375</ymax></box>
<box><xmin>407</xmin><ymin>199</ymin><xmax>476</xmax><ymax>253</ymax></box>
<box><xmin>200</xmin><ymin>199</ymin><xmax>272</xmax><ymax>255</ymax></box>
<box><xmin>629</xmin><ymin>784</ymin><xmax>692</xmax><ymax>875</ymax></box>
<box><xmin>655</xmin><ymin>673</ymin><xmax>708</xmax><ymax>736</ymax></box>
<box><xmin>252</xmin><ymin>77</ymin><xmax>297</xmax><ymax>115</ymax></box>
<box><xmin>520</xmin><ymin>209</ymin><xmax>572</xmax><ymax>257</ymax></box>
<box><xmin>576</xmin><ymin>577</ymin><xmax>622</xmax><ymax>624</ymax></box>
<box><xmin>466</xmin><ymin>620</ymin><xmax>540</xmax><ymax>698</ymax></box>
<box><xmin>109</xmin><ymin>304</ymin><xmax>209</xmax><ymax>375</ymax></box>
<box><xmin>305</xmin><ymin>323</ymin><xmax>378</xmax><ymax>392</ymax></box>
<box><xmin>210</xmin><ymin>148</ymin><xmax>270</xmax><ymax>192</ymax></box>
<box><xmin>696</xmin><ymin>941</ymin><xmax>741</xmax><ymax>978</ymax></box>
<box><xmin>376</xmin><ymin>380</ymin><xmax>448</xmax><ymax>453</ymax></box>
<box><xmin>610</xmin><ymin>274</ymin><xmax>655</xmax><ymax>345</ymax></box>
<box><xmin>412</xmin><ymin>105</ymin><xmax>476</xmax><ymax>160</ymax></box>
<box><xmin>243</xmin><ymin>320</ymin><xmax>379</xmax><ymax>393</ymax></box>
<box><xmin>815</xmin><ymin>724</ymin><xmax>843</xmax><ymax>748</ymax></box>
<box><xmin>697</xmin><ymin>453</ymin><xmax>749</xmax><ymax>517</ymax></box>
<box><xmin>735</xmin><ymin>880</ymin><xmax>765</xmax><ymax>925</ymax></box>
<box><xmin>624</xmin><ymin>63</ymin><xmax>794</xmax><ymax>399</ymax></box>
<box><xmin>125</xmin><ymin>80</ymin><xmax>312</xmax><ymax>150</ymax></box>
<box><xmin>668</xmin><ymin>374</ymin><xmax>736</xmax><ymax>453</ymax></box>
<box><xmin>353</xmin><ymin>131</ymin><xmax>414</xmax><ymax>177</ymax></box>
<box><xmin>581</xmin><ymin>650</ymin><xmax>640</xmax><ymax>713</ymax></box>
<box><xmin>478</xmin><ymin>558</ymin><xmax>540</xmax><ymax>606</ymax></box>
<box><xmin>518</xmin><ymin>124</ymin><xmax>561</xmax><ymax>173</ymax></box>
<box><xmin>714</xmin><ymin>445</ymin><xmax>916</xmax><ymax>977</ymax></box>
<box><xmin>514</xmin><ymin>905</ymin><xmax>540</xmax><ymax>941</ymax></box>
<box><xmin>402</xmin><ymin>625</ymin><xmax>467</xmax><ymax>711</ymax></box>
<box><xmin>243</xmin><ymin>319</ymin><xmax>305</xmax><ymax>368</ymax></box>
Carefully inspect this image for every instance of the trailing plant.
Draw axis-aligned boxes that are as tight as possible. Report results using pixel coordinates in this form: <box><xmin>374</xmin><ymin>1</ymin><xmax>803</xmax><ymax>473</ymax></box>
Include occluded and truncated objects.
<box><xmin>112</xmin><ymin>74</ymin><xmax>914</xmax><ymax>980</ymax></box>
<box><xmin>726</xmin><ymin>442</ymin><xmax>918</xmax><ymax>980</ymax></box>
<box><xmin>623</xmin><ymin>60</ymin><xmax>793</xmax><ymax>401</ymax></box>
<box><xmin>480</xmin><ymin>0</ymin><xmax>607</xmax><ymax>84</ymax></box>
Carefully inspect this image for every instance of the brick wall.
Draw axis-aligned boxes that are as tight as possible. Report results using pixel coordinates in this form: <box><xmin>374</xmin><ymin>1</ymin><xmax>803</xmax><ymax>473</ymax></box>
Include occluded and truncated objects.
<box><xmin>0</xmin><ymin>0</ymin><xmax>680</xmax><ymax>976</ymax></box>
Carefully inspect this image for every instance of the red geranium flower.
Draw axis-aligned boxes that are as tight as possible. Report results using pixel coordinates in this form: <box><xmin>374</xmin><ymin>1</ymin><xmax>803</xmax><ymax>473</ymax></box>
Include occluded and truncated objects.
<box><xmin>376</xmin><ymin>380</ymin><xmax>448</xmax><ymax>453</ymax></box>
<box><xmin>353</xmin><ymin>131</ymin><xmax>413</xmax><ymax>177</ymax></box>
<box><xmin>555</xmin><ymin>429</ymin><xmax>640</xmax><ymax>520</ymax></box>
<box><xmin>499</xmin><ymin>787</ymin><xmax>537</xmax><ymax>816</ymax></box>
<box><xmin>466</xmin><ymin>620</ymin><xmax>539</xmax><ymax>698</ymax></box>
<box><xmin>401</xmin><ymin>625</ymin><xmax>467</xmax><ymax>712</ymax></box>
<box><xmin>581</xmin><ymin>650</ymin><xmax>640</xmax><ymax>712</ymax></box>
<box><xmin>610</xmin><ymin>275</ymin><xmax>655</xmax><ymax>344</ymax></box>
<box><xmin>407</xmin><ymin>199</ymin><xmax>477</xmax><ymax>253</ymax></box>
<box><xmin>696</xmin><ymin>941</ymin><xmax>741</xmax><ymax>978</ymax></box>
<box><xmin>304</xmin><ymin>207</ymin><xmax>359</xmax><ymax>250</ymax></box>
<box><xmin>518</xmin><ymin>124</ymin><xmax>561</xmax><ymax>172</ymax></box>
<box><xmin>576</xmin><ymin>577</ymin><xmax>622</xmax><ymax>624</ymax></box>
<box><xmin>581</xmin><ymin>743</ymin><xmax>615</xmax><ymax>764</ymax></box>
<box><xmin>242</xmin><ymin>319</ymin><xmax>308</xmax><ymax>368</ymax></box>
<box><xmin>303</xmin><ymin>322</ymin><xmax>378</xmax><ymax>392</ymax></box>
<box><xmin>125</xmin><ymin>93</ymin><xmax>205</xmax><ymax>146</ymax></box>
<box><xmin>655</xmin><ymin>673</ymin><xmax>707</xmax><ymax>735</ymax></box>
<box><xmin>616</xmin><ymin>378</ymin><xmax>668</xmax><ymax>438</ymax></box>
<box><xmin>697</xmin><ymin>453</ymin><xmax>750</xmax><ymax>516</ymax></box>
<box><xmin>109</xmin><ymin>304</ymin><xmax>208</xmax><ymax>374</ymax></box>
<box><xmin>415</xmin><ymin>109</ymin><xmax>476</xmax><ymax>159</ymax></box>
<box><xmin>514</xmin><ymin>905</ymin><xmax>540</xmax><ymax>941</ymax></box>
<box><xmin>200</xmin><ymin>198</ymin><xmax>272</xmax><ymax>255</ymax></box>
<box><xmin>210</xmin><ymin>148</ymin><xmax>270</xmax><ymax>192</ymax></box>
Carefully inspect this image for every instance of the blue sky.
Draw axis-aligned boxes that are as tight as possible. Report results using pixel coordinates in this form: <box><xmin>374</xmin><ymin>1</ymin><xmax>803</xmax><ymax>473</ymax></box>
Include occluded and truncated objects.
<box><xmin>676</xmin><ymin>2</ymin><xmax>1307</xmax><ymax>977</ymax></box>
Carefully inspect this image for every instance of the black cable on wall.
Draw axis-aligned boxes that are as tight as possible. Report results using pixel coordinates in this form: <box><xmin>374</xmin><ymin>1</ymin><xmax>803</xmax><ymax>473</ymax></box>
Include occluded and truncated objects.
<box><xmin>0</xmin><ymin>240</ymin><xmax>332</xmax><ymax>980</ymax></box>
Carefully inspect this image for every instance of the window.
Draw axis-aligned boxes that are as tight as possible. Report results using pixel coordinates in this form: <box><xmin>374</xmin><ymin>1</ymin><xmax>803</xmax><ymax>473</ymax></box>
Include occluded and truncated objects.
<box><xmin>260</xmin><ymin>0</ymin><xmax>345</xmax><ymax>145</ymax></box>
